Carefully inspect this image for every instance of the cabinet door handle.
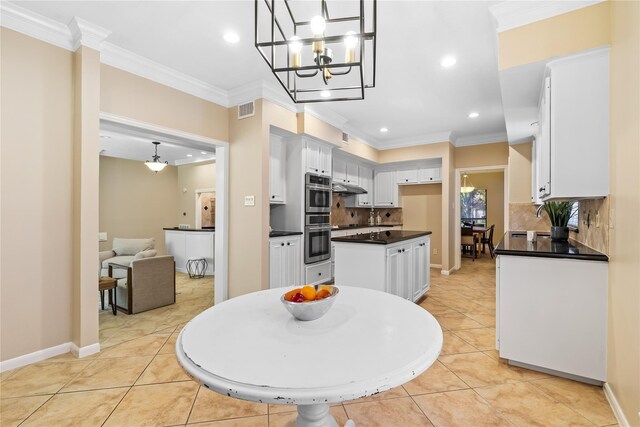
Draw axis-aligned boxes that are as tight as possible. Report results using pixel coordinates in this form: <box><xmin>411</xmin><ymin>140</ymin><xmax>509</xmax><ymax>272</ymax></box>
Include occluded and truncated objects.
<box><xmin>405</xmin><ymin>179</ymin><xmax>408</xmax><ymax>182</ymax></box>
<box><xmin>318</xmin><ymin>272</ymin><xmax>321</xmax><ymax>276</ymax></box>
<box><xmin>397</xmin><ymin>249</ymin><xmax>402</xmax><ymax>253</ymax></box>
<box><xmin>271</xmin><ymin>195</ymin><xmax>275</xmax><ymax>199</ymax></box>
<box><xmin>287</xmin><ymin>242</ymin><xmax>290</xmax><ymax>246</ymax></box>
<box><xmin>281</xmin><ymin>243</ymin><xmax>285</xmax><ymax>246</ymax></box>
<box><xmin>539</xmin><ymin>187</ymin><xmax>545</xmax><ymax>192</ymax></box>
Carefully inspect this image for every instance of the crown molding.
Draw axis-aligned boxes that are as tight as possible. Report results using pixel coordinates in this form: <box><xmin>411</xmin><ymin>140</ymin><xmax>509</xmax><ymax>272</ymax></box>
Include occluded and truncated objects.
<box><xmin>341</xmin><ymin>124</ymin><xmax>381</xmax><ymax>148</ymax></box>
<box><xmin>374</xmin><ymin>131</ymin><xmax>453</xmax><ymax>151</ymax></box>
<box><xmin>303</xmin><ymin>105</ymin><xmax>348</xmax><ymax>131</ymax></box>
<box><xmin>0</xmin><ymin>1</ymin><xmax>74</xmax><ymax>50</ymax></box>
<box><xmin>453</xmin><ymin>131</ymin><xmax>508</xmax><ymax>147</ymax></box>
<box><xmin>68</xmin><ymin>16</ymin><xmax>110</xmax><ymax>51</ymax></box>
<box><xmin>489</xmin><ymin>1</ymin><xmax>605</xmax><ymax>33</ymax></box>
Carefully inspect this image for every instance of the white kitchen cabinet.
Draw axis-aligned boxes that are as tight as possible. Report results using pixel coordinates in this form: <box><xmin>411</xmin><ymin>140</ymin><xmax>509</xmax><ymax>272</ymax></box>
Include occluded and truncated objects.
<box><xmin>305</xmin><ymin>140</ymin><xmax>332</xmax><ymax>177</ymax></box>
<box><xmin>386</xmin><ymin>243</ymin><xmax>413</xmax><ymax>300</ymax></box>
<box><xmin>346</xmin><ymin>162</ymin><xmax>359</xmax><ymax>185</ymax></box>
<box><xmin>374</xmin><ymin>170</ymin><xmax>398</xmax><ymax>207</ymax></box>
<box><xmin>332</xmin><ymin>158</ymin><xmax>347</xmax><ymax>183</ymax></box>
<box><xmin>334</xmin><ymin>235</ymin><xmax>430</xmax><ymax>301</ymax></box>
<box><xmin>165</xmin><ymin>230</ymin><xmax>215</xmax><ymax>275</ymax></box>
<box><xmin>269</xmin><ymin>235</ymin><xmax>302</xmax><ymax>289</ymax></box>
<box><xmin>396</xmin><ymin>169</ymin><xmax>418</xmax><ymax>185</ymax></box>
<box><xmin>418</xmin><ymin>167</ymin><xmax>441</xmax><ymax>184</ymax></box>
<box><xmin>536</xmin><ymin>48</ymin><xmax>609</xmax><ymax>200</ymax></box>
<box><xmin>497</xmin><ymin>254</ymin><xmax>607</xmax><ymax>382</ymax></box>
<box><xmin>412</xmin><ymin>239</ymin><xmax>430</xmax><ymax>301</ymax></box>
<box><xmin>357</xmin><ymin>165</ymin><xmax>374</xmax><ymax>207</ymax></box>
<box><xmin>305</xmin><ymin>260</ymin><xmax>332</xmax><ymax>286</ymax></box>
<box><xmin>269</xmin><ymin>135</ymin><xmax>286</xmax><ymax>204</ymax></box>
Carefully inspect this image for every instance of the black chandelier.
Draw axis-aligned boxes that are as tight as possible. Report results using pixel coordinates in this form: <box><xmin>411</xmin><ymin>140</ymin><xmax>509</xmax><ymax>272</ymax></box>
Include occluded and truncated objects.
<box><xmin>255</xmin><ymin>0</ymin><xmax>377</xmax><ymax>103</ymax></box>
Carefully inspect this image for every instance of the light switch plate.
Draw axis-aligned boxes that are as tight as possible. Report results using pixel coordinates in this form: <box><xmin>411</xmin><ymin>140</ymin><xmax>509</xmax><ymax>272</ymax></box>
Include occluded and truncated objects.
<box><xmin>98</xmin><ymin>232</ymin><xmax>107</xmax><ymax>242</ymax></box>
<box><xmin>244</xmin><ymin>195</ymin><xmax>255</xmax><ymax>206</ymax></box>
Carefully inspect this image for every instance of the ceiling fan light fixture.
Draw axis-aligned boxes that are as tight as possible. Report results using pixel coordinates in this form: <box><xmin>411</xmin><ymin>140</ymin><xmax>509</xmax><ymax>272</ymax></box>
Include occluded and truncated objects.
<box><xmin>145</xmin><ymin>141</ymin><xmax>168</xmax><ymax>173</ymax></box>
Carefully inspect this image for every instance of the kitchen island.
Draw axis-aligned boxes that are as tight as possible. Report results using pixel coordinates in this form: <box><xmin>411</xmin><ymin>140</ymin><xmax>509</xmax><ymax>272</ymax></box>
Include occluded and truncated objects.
<box><xmin>164</xmin><ymin>228</ymin><xmax>214</xmax><ymax>275</ymax></box>
<box><xmin>495</xmin><ymin>232</ymin><xmax>608</xmax><ymax>383</ymax></box>
<box><xmin>333</xmin><ymin>230</ymin><xmax>432</xmax><ymax>302</ymax></box>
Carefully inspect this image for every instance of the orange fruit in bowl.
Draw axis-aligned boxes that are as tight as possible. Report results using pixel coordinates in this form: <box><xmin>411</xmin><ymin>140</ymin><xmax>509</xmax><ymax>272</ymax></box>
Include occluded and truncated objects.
<box><xmin>300</xmin><ymin>285</ymin><xmax>316</xmax><ymax>301</ymax></box>
<box><xmin>321</xmin><ymin>285</ymin><xmax>332</xmax><ymax>293</ymax></box>
<box><xmin>284</xmin><ymin>288</ymin><xmax>302</xmax><ymax>301</ymax></box>
<box><xmin>315</xmin><ymin>289</ymin><xmax>330</xmax><ymax>300</ymax></box>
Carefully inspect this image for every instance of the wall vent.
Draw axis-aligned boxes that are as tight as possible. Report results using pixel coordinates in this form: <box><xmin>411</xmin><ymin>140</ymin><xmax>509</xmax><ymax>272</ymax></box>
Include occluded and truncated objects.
<box><xmin>342</xmin><ymin>132</ymin><xmax>349</xmax><ymax>143</ymax></box>
<box><xmin>238</xmin><ymin>101</ymin><xmax>255</xmax><ymax>119</ymax></box>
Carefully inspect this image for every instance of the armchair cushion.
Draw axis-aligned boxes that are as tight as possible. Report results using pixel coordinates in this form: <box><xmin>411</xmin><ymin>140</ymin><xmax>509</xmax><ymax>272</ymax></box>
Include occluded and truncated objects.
<box><xmin>101</xmin><ymin>256</ymin><xmax>135</xmax><ymax>279</ymax></box>
<box><xmin>133</xmin><ymin>249</ymin><xmax>157</xmax><ymax>261</ymax></box>
<box><xmin>112</xmin><ymin>238</ymin><xmax>155</xmax><ymax>256</ymax></box>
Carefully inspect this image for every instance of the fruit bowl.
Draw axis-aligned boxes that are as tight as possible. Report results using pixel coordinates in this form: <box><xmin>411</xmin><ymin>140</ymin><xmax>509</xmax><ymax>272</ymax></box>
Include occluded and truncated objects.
<box><xmin>281</xmin><ymin>285</ymin><xmax>339</xmax><ymax>321</ymax></box>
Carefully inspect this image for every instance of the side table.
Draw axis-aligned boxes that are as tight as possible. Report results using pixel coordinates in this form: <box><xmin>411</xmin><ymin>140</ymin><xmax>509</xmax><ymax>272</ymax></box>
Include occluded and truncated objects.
<box><xmin>99</xmin><ymin>276</ymin><xmax>117</xmax><ymax>315</ymax></box>
<box><xmin>186</xmin><ymin>258</ymin><xmax>208</xmax><ymax>278</ymax></box>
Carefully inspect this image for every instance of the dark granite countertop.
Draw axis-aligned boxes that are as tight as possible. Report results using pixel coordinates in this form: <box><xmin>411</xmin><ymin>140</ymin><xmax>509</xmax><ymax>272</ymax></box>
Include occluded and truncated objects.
<box><xmin>331</xmin><ymin>224</ymin><xmax>403</xmax><ymax>231</ymax></box>
<box><xmin>163</xmin><ymin>227</ymin><xmax>215</xmax><ymax>232</ymax></box>
<box><xmin>494</xmin><ymin>231</ymin><xmax>608</xmax><ymax>262</ymax></box>
<box><xmin>269</xmin><ymin>231</ymin><xmax>303</xmax><ymax>238</ymax></box>
<box><xmin>332</xmin><ymin>230</ymin><xmax>431</xmax><ymax>245</ymax></box>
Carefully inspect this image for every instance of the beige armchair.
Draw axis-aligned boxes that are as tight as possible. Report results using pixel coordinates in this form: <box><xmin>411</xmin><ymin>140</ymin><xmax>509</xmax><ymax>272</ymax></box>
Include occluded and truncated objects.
<box><xmin>108</xmin><ymin>256</ymin><xmax>176</xmax><ymax>314</ymax></box>
<box><xmin>99</xmin><ymin>238</ymin><xmax>157</xmax><ymax>279</ymax></box>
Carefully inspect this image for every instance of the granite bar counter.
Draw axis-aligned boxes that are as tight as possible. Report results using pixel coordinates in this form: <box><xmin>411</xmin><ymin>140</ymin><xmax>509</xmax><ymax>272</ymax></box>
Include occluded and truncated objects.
<box><xmin>331</xmin><ymin>223</ymin><xmax>403</xmax><ymax>231</ymax></box>
<box><xmin>269</xmin><ymin>231</ymin><xmax>303</xmax><ymax>238</ymax></box>
<box><xmin>495</xmin><ymin>231</ymin><xmax>608</xmax><ymax>262</ymax></box>
<box><xmin>332</xmin><ymin>230</ymin><xmax>431</xmax><ymax>245</ymax></box>
<box><xmin>163</xmin><ymin>227</ymin><xmax>215</xmax><ymax>232</ymax></box>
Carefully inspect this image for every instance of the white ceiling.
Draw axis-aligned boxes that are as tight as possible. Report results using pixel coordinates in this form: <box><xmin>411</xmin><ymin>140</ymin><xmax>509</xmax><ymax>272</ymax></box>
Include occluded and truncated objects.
<box><xmin>16</xmin><ymin>0</ymin><xmax>507</xmax><ymax>149</ymax></box>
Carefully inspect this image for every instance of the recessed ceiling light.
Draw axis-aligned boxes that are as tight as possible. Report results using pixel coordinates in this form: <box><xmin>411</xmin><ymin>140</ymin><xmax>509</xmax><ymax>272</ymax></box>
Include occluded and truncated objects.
<box><xmin>201</xmin><ymin>151</ymin><xmax>207</xmax><ymax>154</ymax></box>
<box><xmin>468</xmin><ymin>112</ymin><xmax>479</xmax><ymax>119</ymax></box>
<box><xmin>441</xmin><ymin>55</ymin><xmax>457</xmax><ymax>68</ymax></box>
<box><xmin>320</xmin><ymin>90</ymin><xmax>331</xmax><ymax>98</ymax></box>
<box><xmin>380</xmin><ymin>127</ymin><xmax>388</xmax><ymax>133</ymax></box>
<box><xmin>223</xmin><ymin>32</ymin><xmax>240</xmax><ymax>44</ymax></box>
<box><xmin>187</xmin><ymin>154</ymin><xmax>193</xmax><ymax>157</ymax></box>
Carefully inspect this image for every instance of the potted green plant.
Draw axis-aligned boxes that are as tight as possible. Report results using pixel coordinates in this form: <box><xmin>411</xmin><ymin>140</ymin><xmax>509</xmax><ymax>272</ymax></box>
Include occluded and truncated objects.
<box><xmin>541</xmin><ymin>201</ymin><xmax>577</xmax><ymax>241</ymax></box>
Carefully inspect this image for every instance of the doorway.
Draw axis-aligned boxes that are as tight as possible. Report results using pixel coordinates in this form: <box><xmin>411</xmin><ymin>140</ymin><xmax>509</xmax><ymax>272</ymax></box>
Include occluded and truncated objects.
<box><xmin>195</xmin><ymin>189</ymin><xmax>216</xmax><ymax>229</ymax></box>
<box><xmin>454</xmin><ymin>165</ymin><xmax>508</xmax><ymax>270</ymax></box>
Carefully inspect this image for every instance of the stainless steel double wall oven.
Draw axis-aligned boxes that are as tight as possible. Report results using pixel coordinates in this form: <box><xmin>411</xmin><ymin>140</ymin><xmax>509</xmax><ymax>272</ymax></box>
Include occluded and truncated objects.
<box><xmin>304</xmin><ymin>173</ymin><xmax>331</xmax><ymax>264</ymax></box>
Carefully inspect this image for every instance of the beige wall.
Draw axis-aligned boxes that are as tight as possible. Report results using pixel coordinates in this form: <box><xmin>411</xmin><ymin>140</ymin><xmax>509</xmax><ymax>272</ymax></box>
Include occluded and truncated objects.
<box><xmin>455</xmin><ymin>142</ymin><xmax>509</xmax><ymax>169</ymax></box>
<box><xmin>607</xmin><ymin>1</ymin><xmax>640</xmax><ymax>423</ymax></box>
<box><xmin>100</xmin><ymin>65</ymin><xmax>229</xmax><ymax>142</ymax></box>
<box><xmin>508</xmin><ymin>143</ymin><xmax>533</xmax><ymax>204</ymax></box>
<box><xmin>99</xmin><ymin>156</ymin><xmax>178</xmax><ymax>256</ymax></box>
<box><xmin>399</xmin><ymin>185</ymin><xmax>443</xmax><ymax>266</ymax></box>
<box><xmin>177</xmin><ymin>161</ymin><xmax>216</xmax><ymax>227</ymax></box>
<box><xmin>338</xmin><ymin>134</ymin><xmax>380</xmax><ymax>163</ymax></box>
<box><xmin>498</xmin><ymin>2</ymin><xmax>611</xmax><ymax>70</ymax></box>
<box><xmin>0</xmin><ymin>29</ymin><xmax>75</xmax><ymax>360</ymax></box>
<box><xmin>466</xmin><ymin>172</ymin><xmax>505</xmax><ymax>242</ymax></box>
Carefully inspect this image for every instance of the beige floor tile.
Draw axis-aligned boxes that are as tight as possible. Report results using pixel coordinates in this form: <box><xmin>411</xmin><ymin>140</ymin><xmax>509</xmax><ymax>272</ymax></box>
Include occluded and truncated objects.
<box><xmin>60</xmin><ymin>356</ymin><xmax>153</xmax><ymax>392</ymax></box>
<box><xmin>136</xmin><ymin>353</ymin><xmax>191</xmax><ymax>385</ymax></box>
<box><xmin>475</xmin><ymin>382</ymin><xmax>594</xmax><ymax>427</ymax></box>
<box><xmin>452</xmin><ymin>327</ymin><xmax>496</xmax><ymax>351</ymax></box>
<box><xmin>187</xmin><ymin>415</ymin><xmax>269</xmax><ymax>426</ymax></box>
<box><xmin>268</xmin><ymin>405</ymin><xmax>348</xmax><ymax>427</ymax></box>
<box><xmin>439</xmin><ymin>352</ymin><xmax>547</xmax><ymax>387</ymax></box>
<box><xmin>419</xmin><ymin>298</ymin><xmax>458</xmax><ymax>315</ymax></box>
<box><xmin>21</xmin><ymin>388</ymin><xmax>127</xmax><ymax>426</ymax></box>
<box><xmin>440</xmin><ymin>331</ymin><xmax>478</xmax><ymax>355</ymax></box>
<box><xmin>532</xmin><ymin>377</ymin><xmax>617</xmax><ymax>426</ymax></box>
<box><xmin>344</xmin><ymin>396</ymin><xmax>433</xmax><ymax>426</ymax></box>
<box><xmin>463</xmin><ymin>311</ymin><xmax>496</xmax><ymax>327</ymax></box>
<box><xmin>403</xmin><ymin>361</ymin><xmax>469</xmax><ymax>396</ymax></box>
<box><xmin>158</xmin><ymin>332</ymin><xmax>180</xmax><ymax>354</ymax></box>
<box><xmin>413</xmin><ymin>389</ymin><xmax>511</xmax><ymax>427</ymax></box>
<box><xmin>0</xmin><ymin>360</ymin><xmax>92</xmax><ymax>398</ymax></box>
<box><xmin>98</xmin><ymin>333</ymin><xmax>170</xmax><ymax>359</ymax></box>
<box><xmin>104</xmin><ymin>381</ymin><xmax>198</xmax><ymax>426</ymax></box>
<box><xmin>188</xmin><ymin>387</ymin><xmax>268</xmax><ymax>423</ymax></box>
<box><xmin>0</xmin><ymin>367</ymin><xmax>22</xmax><ymax>382</ymax></box>
<box><xmin>431</xmin><ymin>312</ymin><xmax>484</xmax><ymax>331</ymax></box>
<box><xmin>349</xmin><ymin>385</ymin><xmax>408</xmax><ymax>403</ymax></box>
<box><xmin>0</xmin><ymin>395</ymin><xmax>51</xmax><ymax>427</ymax></box>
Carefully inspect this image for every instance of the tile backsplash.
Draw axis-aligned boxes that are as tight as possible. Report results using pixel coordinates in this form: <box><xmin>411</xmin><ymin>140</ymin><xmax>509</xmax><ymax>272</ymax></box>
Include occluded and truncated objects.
<box><xmin>509</xmin><ymin>198</ymin><xmax>609</xmax><ymax>255</ymax></box>
<box><xmin>331</xmin><ymin>194</ymin><xmax>403</xmax><ymax>226</ymax></box>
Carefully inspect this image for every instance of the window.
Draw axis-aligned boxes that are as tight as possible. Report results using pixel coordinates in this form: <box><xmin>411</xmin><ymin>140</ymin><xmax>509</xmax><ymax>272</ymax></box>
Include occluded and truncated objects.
<box><xmin>461</xmin><ymin>189</ymin><xmax>487</xmax><ymax>226</ymax></box>
<box><xmin>568</xmin><ymin>201</ymin><xmax>579</xmax><ymax>231</ymax></box>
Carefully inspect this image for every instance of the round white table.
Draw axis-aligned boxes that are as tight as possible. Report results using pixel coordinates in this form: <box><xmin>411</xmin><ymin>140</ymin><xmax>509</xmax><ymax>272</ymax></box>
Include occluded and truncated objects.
<box><xmin>176</xmin><ymin>286</ymin><xmax>442</xmax><ymax>427</ymax></box>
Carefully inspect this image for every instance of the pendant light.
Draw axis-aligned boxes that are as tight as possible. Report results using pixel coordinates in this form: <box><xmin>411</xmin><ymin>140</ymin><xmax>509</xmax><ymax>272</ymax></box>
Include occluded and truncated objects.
<box><xmin>461</xmin><ymin>173</ymin><xmax>475</xmax><ymax>193</ymax></box>
<box><xmin>145</xmin><ymin>141</ymin><xmax>168</xmax><ymax>173</ymax></box>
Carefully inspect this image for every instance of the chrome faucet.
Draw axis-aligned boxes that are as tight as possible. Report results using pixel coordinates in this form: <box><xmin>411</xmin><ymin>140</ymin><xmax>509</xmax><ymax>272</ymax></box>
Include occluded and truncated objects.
<box><xmin>535</xmin><ymin>204</ymin><xmax>545</xmax><ymax>218</ymax></box>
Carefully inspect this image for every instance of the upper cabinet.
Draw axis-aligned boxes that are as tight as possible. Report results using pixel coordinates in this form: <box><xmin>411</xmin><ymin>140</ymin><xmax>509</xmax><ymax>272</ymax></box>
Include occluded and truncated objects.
<box><xmin>374</xmin><ymin>170</ymin><xmax>398</xmax><ymax>207</ymax></box>
<box><xmin>397</xmin><ymin>167</ymin><xmax>441</xmax><ymax>185</ymax></box>
<box><xmin>419</xmin><ymin>167</ymin><xmax>441</xmax><ymax>183</ymax></box>
<box><xmin>357</xmin><ymin>166</ymin><xmax>373</xmax><ymax>207</ymax></box>
<box><xmin>333</xmin><ymin>158</ymin><xmax>347</xmax><ymax>184</ymax></box>
<box><xmin>535</xmin><ymin>48</ymin><xmax>609</xmax><ymax>201</ymax></box>
<box><xmin>346</xmin><ymin>162</ymin><xmax>359</xmax><ymax>185</ymax></box>
<box><xmin>269</xmin><ymin>135</ymin><xmax>286</xmax><ymax>204</ymax></box>
<box><xmin>396</xmin><ymin>169</ymin><xmax>418</xmax><ymax>184</ymax></box>
<box><xmin>305</xmin><ymin>139</ymin><xmax>332</xmax><ymax>177</ymax></box>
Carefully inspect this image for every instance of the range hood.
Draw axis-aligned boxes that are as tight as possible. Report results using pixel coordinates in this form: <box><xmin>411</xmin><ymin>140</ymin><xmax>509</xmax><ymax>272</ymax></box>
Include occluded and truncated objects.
<box><xmin>332</xmin><ymin>182</ymin><xmax>368</xmax><ymax>195</ymax></box>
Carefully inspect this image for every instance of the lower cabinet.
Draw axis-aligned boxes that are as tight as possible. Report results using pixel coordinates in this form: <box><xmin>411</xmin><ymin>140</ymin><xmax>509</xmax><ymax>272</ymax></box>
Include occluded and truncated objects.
<box><xmin>269</xmin><ymin>235</ymin><xmax>302</xmax><ymax>289</ymax></box>
<box><xmin>305</xmin><ymin>260</ymin><xmax>332</xmax><ymax>286</ymax></box>
<box><xmin>165</xmin><ymin>230</ymin><xmax>215</xmax><ymax>275</ymax></box>
<box><xmin>412</xmin><ymin>239</ymin><xmax>430</xmax><ymax>301</ymax></box>
<box><xmin>386</xmin><ymin>238</ymin><xmax>430</xmax><ymax>302</ymax></box>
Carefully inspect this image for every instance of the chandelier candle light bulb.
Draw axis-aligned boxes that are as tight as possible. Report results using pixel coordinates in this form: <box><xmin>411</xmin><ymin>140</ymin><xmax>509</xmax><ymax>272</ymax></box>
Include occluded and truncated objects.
<box><xmin>289</xmin><ymin>35</ymin><xmax>302</xmax><ymax>68</ymax></box>
<box><xmin>344</xmin><ymin>31</ymin><xmax>358</xmax><ymax>63</ymax></box>
<box><xmin>311</xmin><ymin>15</ymin><xmax>326</xmax><ymax>54</ymax></box>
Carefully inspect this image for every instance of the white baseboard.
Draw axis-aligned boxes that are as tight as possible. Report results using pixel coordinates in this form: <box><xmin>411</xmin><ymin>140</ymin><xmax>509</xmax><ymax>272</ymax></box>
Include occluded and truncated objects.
<box><xmin>603</xmin><ymin>382</ymin><xmax>630</xmax><ymax>427</ymax></box>
<box><xmin>71</xmin><ymin>342</ymin><xmax>101</xmax><ymax>358</ymax></box>
<box><xmin>441</xmin><ymin>267</ymin><xmax>456</xmax><ymax>275</ymax></box>
<box><xmin>430</xmin><ymin>264</ymin><xmax>442</xmax><ymax>269</ymax></box>
<box><xmin>0</xmin><ymin>342</ymin><xmax>72</xmax><ymax>372</ymax></box>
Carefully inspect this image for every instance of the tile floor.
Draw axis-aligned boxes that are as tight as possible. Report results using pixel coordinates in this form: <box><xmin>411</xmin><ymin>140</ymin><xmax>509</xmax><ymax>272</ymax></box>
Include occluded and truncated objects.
<box><xmin>1</xmin><ymin>257</ymin><xmax>618</xmax><ymax>426</ymax></box>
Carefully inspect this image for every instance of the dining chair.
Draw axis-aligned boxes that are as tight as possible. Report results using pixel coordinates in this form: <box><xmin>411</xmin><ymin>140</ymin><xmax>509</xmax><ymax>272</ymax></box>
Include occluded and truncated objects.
<box><xmin>481</xmin><ymin>224</ymin><xmax>496</xmax><ymax>258</ymax></box>
<box><xmin>460</xmin><ymin>227</ymin><xmax>478</xmax><ymax>261</ymax></box>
